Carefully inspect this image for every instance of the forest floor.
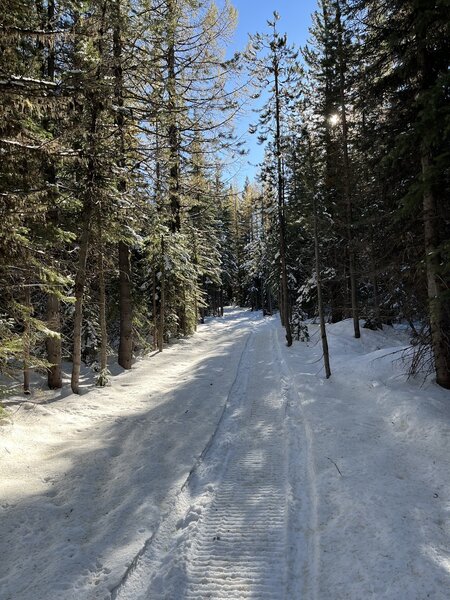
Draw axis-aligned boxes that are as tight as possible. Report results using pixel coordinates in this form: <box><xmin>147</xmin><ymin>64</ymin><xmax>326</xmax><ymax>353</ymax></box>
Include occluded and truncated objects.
<box><xmin>1</xmin><ymin>309</ymin><xmax>449</xmax><ymax>600</ymax></box>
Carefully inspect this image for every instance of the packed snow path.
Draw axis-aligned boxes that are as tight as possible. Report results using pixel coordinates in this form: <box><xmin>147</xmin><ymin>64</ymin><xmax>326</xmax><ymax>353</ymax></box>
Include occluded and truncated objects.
<box><xmin>114</xmin><ymin>316</ymin><xmax>305</xmax><ymax>600</ymax></box>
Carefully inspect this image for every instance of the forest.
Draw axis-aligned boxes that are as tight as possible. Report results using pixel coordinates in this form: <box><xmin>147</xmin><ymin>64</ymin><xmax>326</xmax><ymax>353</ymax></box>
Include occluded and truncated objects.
<box><xmin>1</xmin><ymin>0</ymin><xmax>449</xmax><ymax>395</ymax></box>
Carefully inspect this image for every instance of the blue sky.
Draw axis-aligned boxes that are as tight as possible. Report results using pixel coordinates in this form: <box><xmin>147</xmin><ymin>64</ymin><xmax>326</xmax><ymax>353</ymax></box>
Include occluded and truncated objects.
<box><xmin>222</xmin><ymin>0</ymin><xmax>318</xmax><ymax>187</ymax></box>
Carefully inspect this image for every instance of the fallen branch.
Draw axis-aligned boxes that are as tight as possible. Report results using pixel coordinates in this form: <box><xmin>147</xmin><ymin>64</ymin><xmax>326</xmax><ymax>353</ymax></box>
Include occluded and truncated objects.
<box><xmin>326</xmin><ymin>456</ymin><xmax>343</xmax><ymax>476</ymax></box>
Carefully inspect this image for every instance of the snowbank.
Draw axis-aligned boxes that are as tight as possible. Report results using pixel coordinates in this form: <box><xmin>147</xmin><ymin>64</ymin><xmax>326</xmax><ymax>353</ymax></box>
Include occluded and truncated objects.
<box><xmin>284</xmin><ymin>319</ymin><xmax>450</xmax><ymax>599</ymax></box>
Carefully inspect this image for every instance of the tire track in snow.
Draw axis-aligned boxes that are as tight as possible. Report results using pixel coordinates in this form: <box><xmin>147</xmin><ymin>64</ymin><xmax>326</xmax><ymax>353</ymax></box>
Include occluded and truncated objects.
<box><xmin>110</xmin><ymin>323</ymin><xmax>254</xmax><ymax>600</ymax></box>
<box><xmin>114</xmin><ymin>317</ymin><xmax>292</xmax><ymax>600</ymax></box>
<box><xmin>274</xmin><ymin>325</ymin><xmax>320</xmax><ymax>600</ymax></box>
<box><xmin>110</xmin><ymin>313</ymin><xmax>264</xmax><ymax>600</ymax></box>
<box><xmin>181</xmin><ymin>324</ymin><xmax>289</xmax><ymax>599</ymax></box>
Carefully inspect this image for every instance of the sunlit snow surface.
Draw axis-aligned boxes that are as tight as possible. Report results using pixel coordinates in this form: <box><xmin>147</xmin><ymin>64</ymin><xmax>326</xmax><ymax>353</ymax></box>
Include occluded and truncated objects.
<box><xmin>1</xmin><ymin>309</ymin><xmax>449</xmax><ymax>599</ymax></box>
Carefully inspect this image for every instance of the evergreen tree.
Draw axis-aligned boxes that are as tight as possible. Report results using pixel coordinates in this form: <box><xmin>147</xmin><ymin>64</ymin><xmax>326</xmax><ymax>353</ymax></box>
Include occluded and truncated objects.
<box><xmin>0</xmin><ymin>0</ymin><xmax>71</xmax><ymax>391</ymax></box>
<box><xmin>350</xmin><ymin>0</ymin><xmax>450</xmax><ymax>387</ymax></box>
<box><xmin>247</xmin><ymin>12</ymin><xmax>301</xmax><ymax>345</ymax></box>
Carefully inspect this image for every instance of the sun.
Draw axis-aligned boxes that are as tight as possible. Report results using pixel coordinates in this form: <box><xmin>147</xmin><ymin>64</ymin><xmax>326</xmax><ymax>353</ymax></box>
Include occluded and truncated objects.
<box><xmin>328</xmin><ymin>113</ymin><xmax>340</xmax><ymax>126</ymax></box>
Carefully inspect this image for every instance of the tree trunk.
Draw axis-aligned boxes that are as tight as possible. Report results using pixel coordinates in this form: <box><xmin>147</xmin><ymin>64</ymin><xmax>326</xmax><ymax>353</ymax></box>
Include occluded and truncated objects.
<box><xmin>71</xmin><ymin>204</ymin><xmax>92</xmax><ymax>394</ymax></box>
<box><xmin>158</xmin><ymin>237</ymin><xmax>165</xmax><ymax>352</ymax></box>
<box><xmin>114</xmin><ymin>8</ymin><xmax>133</xmax><ymax>370</ymax></box>
<box><xmin>278</xmin><ymin>286</ymin><xmax>284</xmax><ymax>325</ymax></box>
<box><xmin>370</xmin><ymin>238</ymin><xmax>382</xmax><ymax>329</ymax></box>
<box><xmin>199</xmin><ymin>275</ymin><xmax>206</xmax><ymax>324</ymax></box>
<box><xmin>42</xmin><ymin>0</ymin><xmax>62</xmax><ymax>389</ymax></box>
<box><xmin>336</xmin><ymin>0</ymin><xmax>360</xmax><ymax>339</ymax></box>
<box><xmin>97</xmin><ymin>219</ymin><xmax>108</xmax><ymax>386</ymax></box>
<box><xmin>273</xmin><ymin>51</ymin><xmax>292</xmax><ymax>346</ymax></box>
<box><xmin>71</xmin><ymin>6</ymin><xmax>106</xmax><ymax>394</ymax></box>
<box><xmin>422</xmin><ymin>150</ymin><xmax>450</xmax><ymax>388</ymax></box>
<box><xmin>152</xmin><ymin>273</ymin><xmax>158</xmax><ymax>349</ymax></box>
<box><xmin>179</xmin><ymin>286</ymin><xmax>186</xmax><ymax>335</ymax></box>
<box><xmin>194</xmin><ymin>288</ymin><xmax>199</xmax><ymax>330</ymax></box>
<box><xmin>46</xmin><ymin>293</ymin><xmax>62</xmax><ymax>389</ymax></box>
<box><xmin>313</xmin><ymin>191</ymin><xmax>331</xmax><ymax>379</ymax></box>
<box><xmin>23</xmin><ymin>286</ymin><xmax>31</xmax><ymax>394</ymax></box>
<box><xmin>118</xmin><ymin>240</ymin><xmax>133</xmax><ymax>369</ymax></box>
<box><xmin>45</xmin><ymin>191</ymin><xmax>63</xmax><ymax>389</ymax></box>
<box><xmin>415</xmin><ymin>41</ymin><xmax>450</xmax><ymax>387</ymax></box>
<box><xmin>167</xmin><ymin>1</ymin><xmax>181</xmax><ymax>233</ymax></box>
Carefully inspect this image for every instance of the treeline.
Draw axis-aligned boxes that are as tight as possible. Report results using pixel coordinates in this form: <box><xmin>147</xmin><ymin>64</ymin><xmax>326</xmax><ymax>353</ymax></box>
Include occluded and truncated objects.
<box><xmin>0</xmin><ymin>0</ymin><xmax>243</xmax><ymax>394</ymax></box>
<box><xmin>241</xmin><ymin>1</ymin><xmax>450</xmax><ymax>388</ymax></box>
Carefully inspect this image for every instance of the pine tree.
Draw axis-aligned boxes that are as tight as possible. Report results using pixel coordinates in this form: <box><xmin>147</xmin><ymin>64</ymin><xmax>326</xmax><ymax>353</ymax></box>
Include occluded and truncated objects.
<box><xmin>302</xmin><ymin>0</ymin><xmax>363</xmax><ymax>335</ymax></box>
<box><xmin>247</xmin><ymin>12</ymin><xmax>302</xmax><ymax>346</ymax></box>
<box><xmin>114</xmin><ymin>0</ymin><xmax>134</xmax><ymax>371</ymax></box>
<box><xmin>0</xmin><ymin>0</ymin><xmax>72</xmax><ymax>392</ymax></box>
<box><xmin>138</xmin><ymin>0</ymin><xmax>239</xmax><ymax>344</ymax></box>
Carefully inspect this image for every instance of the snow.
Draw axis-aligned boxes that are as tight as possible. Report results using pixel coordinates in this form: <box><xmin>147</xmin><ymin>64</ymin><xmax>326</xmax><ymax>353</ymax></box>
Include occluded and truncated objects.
<box><xmin>289</xmin><ymin>322</ymin><xmax>450</xmax><ymax>600</ymax></box>
<box><xmin>1</xmin><ymin>309</ymin><xmax>449</xmax><ymax>600</ymax></box>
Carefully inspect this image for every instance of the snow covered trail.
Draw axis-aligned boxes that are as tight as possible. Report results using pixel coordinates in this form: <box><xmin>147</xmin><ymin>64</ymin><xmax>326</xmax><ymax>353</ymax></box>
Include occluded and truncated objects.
<box><xmin>114</xmin><ymin>316</ymin><xmax>307</xmax><ymax>600</ymax></box>
<box><xmin>2</xmin><ymin>309</ymin><xmax>450</xmax><ymax>600</ymax></box>
<box><xmin>1</xmin><ymin>309</ymin><xmax>279</xmax><ymax>600</ymax></box>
